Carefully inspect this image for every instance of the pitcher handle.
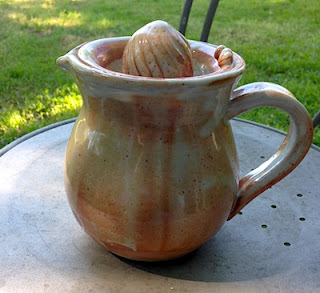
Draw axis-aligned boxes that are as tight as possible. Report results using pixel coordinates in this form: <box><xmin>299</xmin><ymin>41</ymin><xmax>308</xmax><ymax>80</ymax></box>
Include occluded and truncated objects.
<box><xmin>226</xmin><ymin>82</ymin><xmax>313</xmax><ymax>220</ymax></box>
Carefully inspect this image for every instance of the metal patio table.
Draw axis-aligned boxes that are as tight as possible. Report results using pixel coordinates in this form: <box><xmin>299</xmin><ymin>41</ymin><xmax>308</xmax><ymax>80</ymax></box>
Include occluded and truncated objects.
<box><xmin>0</xmin><ymin>118</ymin><xmax>319</xmax><ymax>293</ymax></box>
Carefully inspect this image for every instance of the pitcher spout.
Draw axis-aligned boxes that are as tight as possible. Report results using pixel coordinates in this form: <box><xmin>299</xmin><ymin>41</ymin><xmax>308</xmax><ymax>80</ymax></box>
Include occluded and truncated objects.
<box><xmin>56</xmin><ymin>54</ymin><xmax>73</xmax><ymax>74</ymax></box>
<box><xmin>57</xmin><ymin>41</ymin><xmax>91</xmax><ymax>75</ymax></box>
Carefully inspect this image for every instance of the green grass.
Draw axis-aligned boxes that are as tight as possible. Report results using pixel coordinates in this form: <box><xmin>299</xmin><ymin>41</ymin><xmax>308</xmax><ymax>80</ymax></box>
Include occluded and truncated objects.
<box><xmin>0</xmin><ymin>0</ymin><xmax>319</xmax><ymax>148</ymax></box>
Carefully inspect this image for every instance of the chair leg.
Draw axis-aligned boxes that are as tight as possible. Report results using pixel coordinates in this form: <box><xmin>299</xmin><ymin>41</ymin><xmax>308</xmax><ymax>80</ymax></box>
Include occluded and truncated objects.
<box><xmin>200</xmin><ymin>0</ymin><xmax>220</xmax><ymax>42</ymax></box>
<box><xmin>313</xmin><ymin>110</ymin><xmax>320</xmax><ymax>128</ymax></box>
<box><xmin>179</xmin><ymin>0</ymin><xmax>194</xmax><ymax>36</ymax></box>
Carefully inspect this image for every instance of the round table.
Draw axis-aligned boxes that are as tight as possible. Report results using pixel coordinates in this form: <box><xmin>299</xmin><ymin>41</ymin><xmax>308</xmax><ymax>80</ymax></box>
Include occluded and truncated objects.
<box><xmin>1</xmin><ymin>119</ymin><xmax>319</xmax><ymax>292</ymax></box>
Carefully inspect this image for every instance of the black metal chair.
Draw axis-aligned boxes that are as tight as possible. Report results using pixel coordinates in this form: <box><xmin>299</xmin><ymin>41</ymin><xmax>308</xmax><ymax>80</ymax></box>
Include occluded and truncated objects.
<box><xmin>179</xmin><ymin>0</ymin><xmax>220</xmax><ymax>42</ymax></box>
<box><xmin>312</xmin><ymin>110</ymin><xmax>320</xmax><ymax>128</ymax></box>
<box><xmin>179</xmin><ymin>0</ymin><xmax>319</xmax><ymax>128</ymax></box>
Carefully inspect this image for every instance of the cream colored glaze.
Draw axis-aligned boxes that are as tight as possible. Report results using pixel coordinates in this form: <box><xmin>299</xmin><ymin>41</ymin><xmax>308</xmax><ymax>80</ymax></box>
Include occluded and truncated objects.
<box><xmin>58</xmin><ymin>37</ymin><xmax>313</xmax><ymax>261</ymax></box>
<box><xmin>64</xmin><ymin>79</ymin><xmax>239</xmax><ymax>261</ymax></box>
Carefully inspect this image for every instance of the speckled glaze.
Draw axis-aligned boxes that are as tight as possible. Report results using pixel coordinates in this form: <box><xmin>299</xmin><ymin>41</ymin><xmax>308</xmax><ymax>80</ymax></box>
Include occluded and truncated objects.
<box><xmin>57</xmin><ymin>37</ymin><xmax>313</xmax><ymax>261</ymax></box>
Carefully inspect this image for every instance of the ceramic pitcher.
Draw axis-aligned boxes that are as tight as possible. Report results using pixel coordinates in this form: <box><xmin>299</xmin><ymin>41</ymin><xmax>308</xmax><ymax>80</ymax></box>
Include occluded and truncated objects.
<box><xmin>57</xmin><ymin>37</ymin><xmax>313</xmax><ymax>261</ymax></box>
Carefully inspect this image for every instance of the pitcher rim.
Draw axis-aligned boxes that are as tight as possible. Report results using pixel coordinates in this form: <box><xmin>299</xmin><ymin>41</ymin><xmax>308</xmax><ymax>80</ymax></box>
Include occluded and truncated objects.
<box><xmin>58</xmin><ymin>37</ymin><xmax>246</xmax><ymax>87</ymax></box>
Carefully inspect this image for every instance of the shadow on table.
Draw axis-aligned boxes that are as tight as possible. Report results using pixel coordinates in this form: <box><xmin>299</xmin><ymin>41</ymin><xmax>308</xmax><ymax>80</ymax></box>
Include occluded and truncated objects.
<box><xmin>117</xmin><ymin>227</ymin><xmax>291</xmax><ymax>283</ymax></box>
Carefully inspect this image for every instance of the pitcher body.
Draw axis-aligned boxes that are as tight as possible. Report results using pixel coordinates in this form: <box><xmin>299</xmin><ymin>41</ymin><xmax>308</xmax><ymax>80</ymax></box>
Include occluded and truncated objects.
<box><xmin>58</xmin><ymin>37</ymin><xmax>313</xmax><ymax>261</ymax></box>
<box><xmin>63</xmin><ymin>48</ymin><xmax>240</xmax><ymax>259</ymax></box>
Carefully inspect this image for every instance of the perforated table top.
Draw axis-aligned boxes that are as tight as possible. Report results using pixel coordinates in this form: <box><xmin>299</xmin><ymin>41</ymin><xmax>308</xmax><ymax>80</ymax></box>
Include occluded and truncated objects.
<box><xmin>0</xmin><ymin>119</ymin><xmax>319</xmax><ymax>293</ymax></box>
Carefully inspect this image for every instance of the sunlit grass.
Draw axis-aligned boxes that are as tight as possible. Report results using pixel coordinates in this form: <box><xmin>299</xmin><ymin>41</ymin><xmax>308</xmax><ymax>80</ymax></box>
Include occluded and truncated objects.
<box><xmin>0</xmin><ymin>0</ymin><xmax>319</xmax><ymax>148</ymax></box>
<box><xmin>7</xmin><ymin>9</ymin><xmax>83</xmax><ymax>32</ymax></box>
<box><xmin>0</xmin><ymin>84</ymin><xmax>82</xmax><ymax>147</ymax></box>
<box><xmin>7</xmin><ymin>111</ymin><xmax>26</xmax><ymax>129</ymax></box>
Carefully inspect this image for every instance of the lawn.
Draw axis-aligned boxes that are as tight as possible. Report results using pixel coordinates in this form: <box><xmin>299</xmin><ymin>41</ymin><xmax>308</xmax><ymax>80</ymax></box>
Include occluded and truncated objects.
<box><xmin>0</xmin><ymin>0</ymin><xmax>319</xmax><ymax>148</ymax></box>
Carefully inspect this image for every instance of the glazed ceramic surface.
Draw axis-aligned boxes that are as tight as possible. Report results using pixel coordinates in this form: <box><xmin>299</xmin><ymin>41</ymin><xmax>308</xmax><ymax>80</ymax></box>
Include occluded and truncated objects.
<box><xmin>57</xmin><ymin>37</ymin><xmax>313</xmax><ymax>261</ymax></box>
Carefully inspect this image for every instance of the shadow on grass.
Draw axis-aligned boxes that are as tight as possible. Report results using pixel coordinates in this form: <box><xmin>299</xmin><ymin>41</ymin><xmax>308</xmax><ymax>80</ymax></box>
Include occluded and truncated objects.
<box><xmin>0</xmin><ymin>0</ymin><xmax>185</xmax><ymax>148</ymax></box>
<box><xmin>0</xmin><ymin>0</ymin><xmax>319</xmax><ymax>148</ymax></box>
